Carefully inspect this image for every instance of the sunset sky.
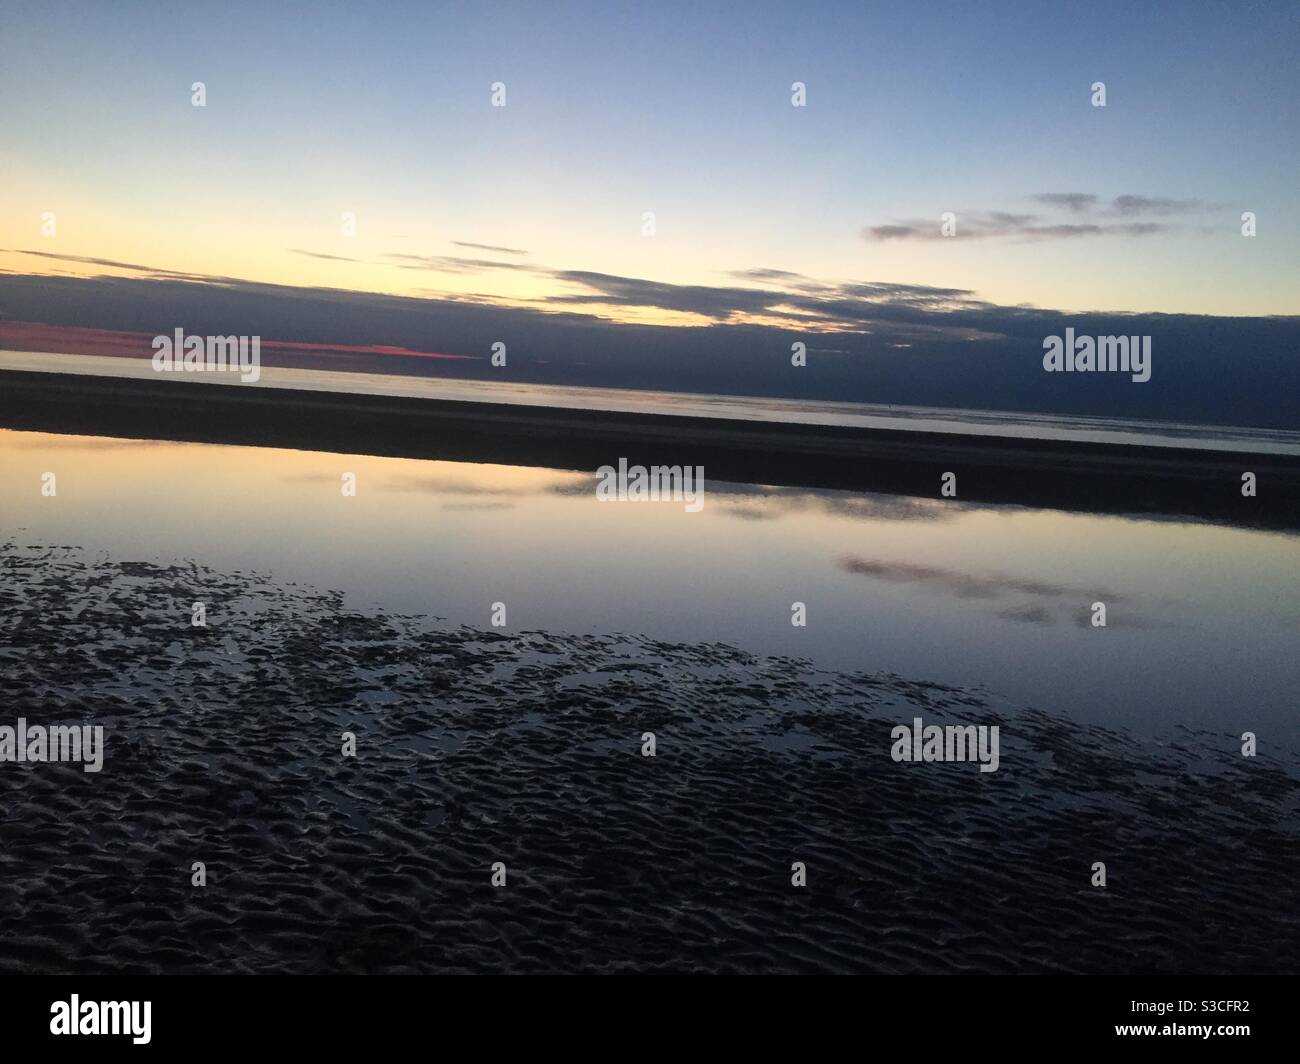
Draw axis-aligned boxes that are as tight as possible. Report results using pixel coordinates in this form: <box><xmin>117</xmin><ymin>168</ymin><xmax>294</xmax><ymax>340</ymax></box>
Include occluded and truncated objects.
<box><xmin>2</xmin><ymin>0</ymin><xmax>1297</xmax><ymax>327</ymax></box>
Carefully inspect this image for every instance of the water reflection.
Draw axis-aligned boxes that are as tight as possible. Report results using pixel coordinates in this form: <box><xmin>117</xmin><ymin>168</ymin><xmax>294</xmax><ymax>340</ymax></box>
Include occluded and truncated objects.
<box><xmin>2</xmin><ymin>427</ymin><xmax>1297</xmax><ymax>744</ymax></box>
<box><xmin>835</xmin><ymin>555</ymin><xmax>1167</xmax><ymax>627</ymax></box>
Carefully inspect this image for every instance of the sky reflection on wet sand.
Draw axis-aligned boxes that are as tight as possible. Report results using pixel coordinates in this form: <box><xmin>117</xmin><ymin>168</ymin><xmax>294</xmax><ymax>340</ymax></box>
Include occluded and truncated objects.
<box><xmin>3</xmin><ymin>428</ymin><xmax>1297</xmax><ymax>745</ymax></box>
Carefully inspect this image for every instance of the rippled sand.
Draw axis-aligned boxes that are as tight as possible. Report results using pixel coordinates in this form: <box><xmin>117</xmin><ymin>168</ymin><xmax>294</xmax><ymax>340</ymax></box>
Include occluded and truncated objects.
<box><xmin>1</xmin><ymin>540</ymin><xmax>1296</xmax><ymax>973</ymax></box>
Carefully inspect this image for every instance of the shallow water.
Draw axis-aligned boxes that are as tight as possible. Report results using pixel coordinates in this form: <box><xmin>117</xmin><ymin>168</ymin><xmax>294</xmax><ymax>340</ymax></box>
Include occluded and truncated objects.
<box><xmin>3</xmin><ymin>427</ymin><xmax>1297</xmax><ymax>749</ymax></box>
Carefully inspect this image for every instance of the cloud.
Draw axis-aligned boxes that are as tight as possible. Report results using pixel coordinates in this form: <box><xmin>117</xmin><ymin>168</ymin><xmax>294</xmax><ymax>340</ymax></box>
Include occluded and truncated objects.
<box><xmin>3</xmin><ymin>249</ymin><xmax>253</xmax><ymax>286</ymax></box>
<box><xmin>289</xmin><ymin>249</ymin><xmax>361</xmax><ymax>262</ymax></box>
<box><xmin>451</xmin><ymin>241</ymin><xmax>528</xmax><ymax>256</ymax></box>
<box><xmin>1111</xmin><ymin>195</ymin><xmax>1207</xmax><ymax>216</ymax></box>
<box><xmin>3</xmin><ymin>251</ymin><xmax>1297</xmax><ymax>431</ymax></box>
<box><xmin>834</xmin><ymin>280</ymin><xmax>975</xmax><ymax>304</ymax></box>
<box><xmin>4</xmin><ymin>250</ymin><xmax>163</xmax><ymax>273</ymax></box>
<box><xmin>996</xmin><ymin>604</ymin><xmax>1056</xmax><ymax>624</ymax></box>
<box><xmin>864</xmin><ymin>192</ymin><xmax>1211</xmax><ymax>242</ymax></box>
<box><xmin>863</xmin><ymin>214</ymin><xmax>1171</xmax><ymax>242</ymax></box>
<box><xmin>383</xmin><ymin>253</ymin><xmax>529</xmax><ymax>273</ymax></box>
<box><xmin>1031</xmin><ymin>193</ymin><xmax>1099</xmax><ymax>213</ymax></box>
<box><xmin>729</xmin><ymin>268</ymin><xmax>811</xmax><ymax>283</ymax></box>
<box><xmin>548</xmin><ymin>270</ymin><xmax>989</xmax><ymax>328</ymax></box>
<box><xmin>1034</xmin><ymin>193</ymin><xmax>1209</xmax><ymax>217</ymax></box>
<box><xmin>865</xmin><ymin>224</ymin><xmax>927</xmax><ymax>241</ymax></box>
<box><xmin>727</xmin><ymin>268</ymin><xmax>834</xmax><ymax>292</ymax></box>
<box><xmin>548</xmin><ymin>270</ymin><xmax>782</xmax><ymax>318</ymax></box>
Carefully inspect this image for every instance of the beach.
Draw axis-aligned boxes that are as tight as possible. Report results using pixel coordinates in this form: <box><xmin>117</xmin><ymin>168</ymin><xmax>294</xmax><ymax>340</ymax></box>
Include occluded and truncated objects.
<box><xmin>2</xmin><ymin>362</ymin><xmax>1298</xmax><ymax>975</ymax></box>
<box><xmin>2</xmin><ymin>540</ymin><xmax>1297</xmax><ymax>974</ymax></box>
<box><xmin>3</xmin><ymin>0</ymin><xmax>1298</xmax><ymax>1032</ymax></box>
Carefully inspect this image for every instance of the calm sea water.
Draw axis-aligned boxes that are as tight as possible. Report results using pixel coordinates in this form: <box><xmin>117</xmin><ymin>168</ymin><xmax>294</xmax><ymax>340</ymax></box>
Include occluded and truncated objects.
<box><xmin>3</xmin><ymin>421</ymin><xmax>1297</xmax><ymax>748</ymax></box>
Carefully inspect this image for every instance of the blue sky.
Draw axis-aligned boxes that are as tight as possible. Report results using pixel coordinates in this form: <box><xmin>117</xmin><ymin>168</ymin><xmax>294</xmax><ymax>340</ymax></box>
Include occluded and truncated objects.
<box><xmin>2</xmin><ymin>0</ymin><xmax>1297</xmax><ymax>317</ymax></box>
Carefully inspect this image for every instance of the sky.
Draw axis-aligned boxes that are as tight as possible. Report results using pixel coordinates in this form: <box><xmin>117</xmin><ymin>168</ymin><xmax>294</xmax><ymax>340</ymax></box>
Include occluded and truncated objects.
<box><xmin>1</xmin><ymin>0</ymin><xmax>1298</xmax><ymax>325</ymax></box>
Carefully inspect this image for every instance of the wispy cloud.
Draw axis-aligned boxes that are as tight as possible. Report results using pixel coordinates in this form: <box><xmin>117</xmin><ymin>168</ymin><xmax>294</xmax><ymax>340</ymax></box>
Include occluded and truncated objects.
<box><xmin>1110</xmin><ymin>194</ymin><xmax>1208</xmax><ymax>216</ymax></box>
<box><xmin>864</xmin><ymin>215</ymin><xmax>1170</xmax><ymax>242</ymax></box>
<box><xmin>1030</xmin><ymin>193</ymin><xmax>1099</xmax><ymax>213</ymax></box>
<box><xmin>289</xmin><ymin>249</ymin><xmax>361</xmax><ymax>262</ymax></box>
<box><xmin>6</xmin><ymin>246</ymin><xmax>1293</xmax><ymax>357</ymax></box>
<box><xmin>864</xmin><ymin>192</ymin><xmax>1213</xmax><ymax>242</ymax></box>
<box><xmin>548</xmin><ymin>270</ymin><xmax>783</xmax><ymax>317</ymax></box>
<box><xmin>4</xmin><ymin>249</ymin><xmax>251</xmax><ymax>285</ymax></box>
<box><xmin>4</xmin><ymin>261</ymin><xmax>1297</xmax><ymax>430</ymax></box>
<box><xmin>451</xmin><ymin>241</ymin><xmax>528</xmax><ymax>256</ymax></box>
<box><xmin>549</xmin><ymin>270</ymin><xmax>986</xmax><ymax>327</ymax></box>
<box><xmin>383</xmin><ymin>253</ymin><xmax>529</xmax><ymax>273</ymax></box>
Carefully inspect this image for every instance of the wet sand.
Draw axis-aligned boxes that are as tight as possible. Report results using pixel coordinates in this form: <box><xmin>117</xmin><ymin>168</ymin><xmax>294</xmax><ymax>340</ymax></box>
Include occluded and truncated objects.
<box><xmin>3</xmin><ymin>367</ymin><xmax>1299</xmax><ymax>529</ymax></box>
<box><xmin>1</xmin><ymin>539</ymin><xmax>1296</xmax><ymax>974</ymax></box>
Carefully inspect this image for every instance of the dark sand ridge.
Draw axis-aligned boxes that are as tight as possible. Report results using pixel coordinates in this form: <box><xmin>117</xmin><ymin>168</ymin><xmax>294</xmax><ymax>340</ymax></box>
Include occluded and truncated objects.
<box><xmin>1</xmin><ymin>539</ymin><xmax>1296</xmax><ymax>973</ymax></box>
<box><xmin>2</xmin><ymin>368</ymin><xmax>1300</xmax><ymax>530</ymax></box>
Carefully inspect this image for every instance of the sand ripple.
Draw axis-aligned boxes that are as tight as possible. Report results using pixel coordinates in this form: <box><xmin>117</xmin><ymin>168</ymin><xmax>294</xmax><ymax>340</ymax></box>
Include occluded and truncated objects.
<box><xmin>0</xmin><ymin>541</ymin><xmax>1296</xmax><ymax>973</ymax></box>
